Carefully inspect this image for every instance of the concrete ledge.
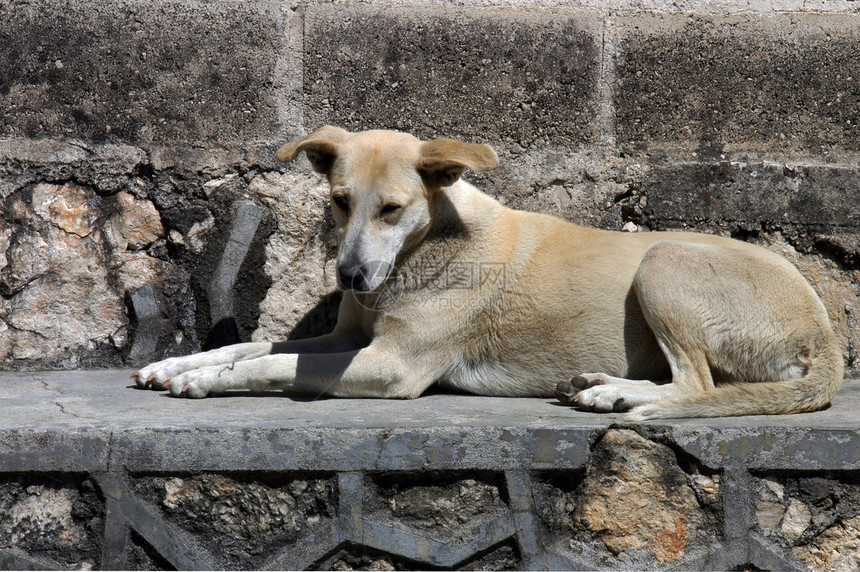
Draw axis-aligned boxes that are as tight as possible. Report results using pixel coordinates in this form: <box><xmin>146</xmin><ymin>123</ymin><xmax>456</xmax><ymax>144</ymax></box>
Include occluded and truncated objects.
<box><xmin>2</xmin><ymin>370</ymin><xmax>858</xmax><ymax>570</ymax></box>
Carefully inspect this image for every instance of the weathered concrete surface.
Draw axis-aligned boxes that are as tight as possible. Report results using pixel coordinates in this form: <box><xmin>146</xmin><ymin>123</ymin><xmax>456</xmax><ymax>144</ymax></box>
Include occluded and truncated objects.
<box><xmin>304</xmin><ymin>6</ymin><xmax>601</xmax><ymax>149</ymax></box>
<box><xmin>614</xmin><ymin>14</ymin><xmax>860</xmax><ymax>157</ymax></box>
<box><xmin>0</xmin><ymin>0</ymin><xmax>288</xmax><ymax>146</ymax></box>
<box><xmin>2</xmin><ymin>371</ymin><xmax>858</xmax><ymax>472</ymax></box>
<box><xmin>0</xmin><ymin>370</ymin><xmax>858</xmax><ymax>570</ymax></box>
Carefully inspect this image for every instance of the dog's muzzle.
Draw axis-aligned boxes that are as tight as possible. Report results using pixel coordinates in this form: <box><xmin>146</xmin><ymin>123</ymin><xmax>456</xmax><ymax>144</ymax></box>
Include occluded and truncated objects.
<box><xmin>337</xmin><ymin>262</ymin><xmax>390</xmax><ymax>292</ymax></box>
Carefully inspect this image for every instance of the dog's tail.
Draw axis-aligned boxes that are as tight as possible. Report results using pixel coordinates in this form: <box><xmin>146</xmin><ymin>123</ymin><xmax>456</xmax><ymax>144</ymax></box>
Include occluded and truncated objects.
<box><xmin>626</xmin><ymin>334</ymin><xmax>845</xmax><ymax>420</ymax></box>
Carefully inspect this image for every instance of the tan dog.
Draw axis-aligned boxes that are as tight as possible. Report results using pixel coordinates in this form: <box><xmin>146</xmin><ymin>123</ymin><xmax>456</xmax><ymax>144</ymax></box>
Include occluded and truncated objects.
<box><xmin>133</xmin><ymin>127</ymin><xmax>844</xmax><ymax>420</ymax></box>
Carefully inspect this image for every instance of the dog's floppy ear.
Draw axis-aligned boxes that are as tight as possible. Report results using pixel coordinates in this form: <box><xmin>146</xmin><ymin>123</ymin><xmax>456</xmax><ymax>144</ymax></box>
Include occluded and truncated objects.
<box><xmin>418</xmin><ymin>138</ymin><xmax>499</xmax><ymax>188</ymax></box>
<box><xmin>276</xmin><ymin>126</ymin><xmax>350</xmax><ymax>174</ymax></box>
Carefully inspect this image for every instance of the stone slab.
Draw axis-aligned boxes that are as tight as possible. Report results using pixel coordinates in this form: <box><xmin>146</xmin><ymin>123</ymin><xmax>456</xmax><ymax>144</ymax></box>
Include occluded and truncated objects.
<box><xmin>0</xmin><ymin>0</ymin><xmax>287</xmax><ymax>145</ymax></box>
<box><xmin>1</xmin><ymin>370</ymin><xmax>858</xmax><ymax>473</ymax></box>
<box><xmin>641</xmin><ymin>161</ymin><xmax>860</xmax><ymax>231</ymax></box>
<box><xmin>303</xmin><ymin>5</ymin><xmax>602</xmax><ymax>148</ymax></box>
<box><xmin>614</xmin><ymin>13</ymin><xmax>860</xmax><ymax>157</ymax></box>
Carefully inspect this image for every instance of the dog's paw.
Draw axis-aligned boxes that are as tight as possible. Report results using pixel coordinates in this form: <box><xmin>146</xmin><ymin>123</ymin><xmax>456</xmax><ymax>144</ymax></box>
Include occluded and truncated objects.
<box><xmin>132</xmin><ymin>357</ymin><xmax>189</xmax><ymax>390</ymax></box>
<box><xmin>163</xmin><ymin>367</ymin><xmax>223</xmax><ymax>398</ymax></box>
<box><xmin>554</xmin><ymin>374</ymin><xmax>611</xmax><ymax>404</ymax></box>
<box><xmin>572</xmin><ymin>385</ymin><xmax>630</xmax><ymax>413</ymax></box>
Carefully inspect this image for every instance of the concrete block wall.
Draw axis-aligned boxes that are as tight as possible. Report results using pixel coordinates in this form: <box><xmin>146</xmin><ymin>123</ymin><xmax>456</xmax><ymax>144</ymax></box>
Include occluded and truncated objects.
<box><xmin>1</xmin><ymin>0</ymin><xmax>859</xmax><ymax>374</ymax></box>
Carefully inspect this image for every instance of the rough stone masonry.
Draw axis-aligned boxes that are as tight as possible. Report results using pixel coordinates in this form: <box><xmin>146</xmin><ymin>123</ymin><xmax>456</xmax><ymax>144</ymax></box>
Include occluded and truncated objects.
<box><xmin>0</xmin><ymin>0</ymin><xmax>858</xmax><ymax>374</ymax></box>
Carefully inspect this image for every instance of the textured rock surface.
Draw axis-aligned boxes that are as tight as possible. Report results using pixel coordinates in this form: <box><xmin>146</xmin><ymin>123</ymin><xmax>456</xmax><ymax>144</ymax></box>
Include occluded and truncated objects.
<box><xmin>614</xmin><ymin>14</ymin><xmax>860</xmax><ymax>156</ymax></box>
<box><xmin>0</xmin><ymin>0</ymin><xmax>287</xmax><ymax>145</ymax></box>
<box><xmin>134</xmin><ymin>474</ymin><xmax>337</xmax><ymax>569</ymax></box>
<box><xmin>304</xmin><ymin>6</ymin><xmax>601</xmax><ymax>148</ymax></box>
<box><xmin>754</xmin><ymin>475</ymin><xmax>860</xmax><ymax>571</ymax></box>
<box><xmin>795</xmin><ymin>515</ymin><xmax>860</xmax><ymax>572</ymax></box>
<box><xmin>369</xmin><ymin>474</ymin><xmax>506</xmax><ymax>530</ymax></box>
<box><xmin>249</xmin><ymin>170</ymin><xmax>340</xmax><ymax>342</ymax></box>
<box><xmin>1</xmin><ymin>183</ymin><xmax>128</xmax><ymax>366</ymax></box>
<box><xmin>0</xmin><ymin>476</ymin><xmax>102</xmax><ymax>569</ymax></box>
<box><xmin>566</xmin><ymin>429</ymin><xmax>720</xmax><ymax>566</ymax></box>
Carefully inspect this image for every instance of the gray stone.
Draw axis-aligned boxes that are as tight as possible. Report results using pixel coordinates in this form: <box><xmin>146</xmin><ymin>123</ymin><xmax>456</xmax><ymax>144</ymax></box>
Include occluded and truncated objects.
<box><xmin>0</xmin><ymin>138</ymin><xmax>147</xmax><ymax>199</ymax></box>
<box><xmin>0</xmin><ymin>181</ymin><xmax>186</xmax><ymax>369</ymax></box>
<box><xmin>794</xmin><ymin>515</ymin><xmax>860</xmax><ymax>572</ymax></box>
<box><xmin>304</xmin><ymin>5</ymin><xmax>601</xmax><ymax>149</ymax></box>
<box><xmin>781</xmin><ymin>499</ymin><xmax>813</xmax><ymax>543</ymax></box>
<box><xmin>250</xmin><ymin>170</ymin><xmax>340</xmax><ymax>342</ymax></box>
<box><xmin>0</xmin><ymin>184</ymin><xmax>128</xmax><ymax>367</ymax></box>
<box><xmin>127</xmin><ymin>284</ymin><xmax>164</xmax><ymax>367</ymax></box>
<box><xmin>756</xmin><ymin>501</ymin><xmax>786</xmax><ymax>530</ymax></box>
<box><xmin>566</xmin><ymin>429</ymin><xmax>720</xmax><ymax>564</ymax></box>
<box><xmin>0</xmin><ymin>476</ymin><xmax>102</xmax><ymax>570</ymax></box>
<box><xmin>381</xmin><ymin>477</ymin><xmax>504</xmax><ymax>529</ymax></box>
<box><xmin>614</xmin><ymin>14</ymin><xmax>860</xmax><ymax>157</ymax></box>
<box><xmin>208</xmin><ymin>200</ymin><xmax>266</xmax><ymax>326</ymax></box>
<box><xmin>640</xmin><ymin>162</ymin><xmax>860</xmax><ymax>231</ymax></box>
<box><xmin>0</xmin><ymin>0</ymin><xmax>288</xmax><ymax>146</ymax></box>
<box><xmin>0</xmin><ymin>370</ymin><xmax>858</xmax><ymax>570</ymax></box>
<box><xmin>132</xmin><ymin>473</ymin><xmax>337</xmax><ymax>570</ymax></box>
<box><xmin>105</xmin><ymin>192</ymin><xmax>164</xmax><ymax>251</ymax></box>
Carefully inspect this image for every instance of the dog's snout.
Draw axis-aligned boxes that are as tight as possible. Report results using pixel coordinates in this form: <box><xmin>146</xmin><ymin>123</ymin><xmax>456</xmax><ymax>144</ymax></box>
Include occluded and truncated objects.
<box><xmin>338</xmin><ymin>265</ymin><xmax>368</xmax><ymax>292</ymax></box>
<box><xmin>337</xmin><ymin>261</ymin><xmax>391</xmax><ymax>292</ymax></box>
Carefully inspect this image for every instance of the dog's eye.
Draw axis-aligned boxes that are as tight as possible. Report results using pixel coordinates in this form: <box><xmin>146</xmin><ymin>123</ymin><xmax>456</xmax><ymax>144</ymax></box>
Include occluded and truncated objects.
<box><xmin>380</xmin><ymin>203</ymin><xmax>402</xmax><ymax>217</ymax></box>
<box><xmin>332</xmin><ymin>195</ymin><xmax>350</xmax><ymax>213</ymax></box>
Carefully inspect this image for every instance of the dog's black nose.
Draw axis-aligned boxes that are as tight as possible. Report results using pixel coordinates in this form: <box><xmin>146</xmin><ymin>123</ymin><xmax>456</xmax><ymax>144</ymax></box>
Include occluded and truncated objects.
<box><xmin>337</xmin><ymin>265</ymin><xmax>367</xmax><ymax>291</ymax></box>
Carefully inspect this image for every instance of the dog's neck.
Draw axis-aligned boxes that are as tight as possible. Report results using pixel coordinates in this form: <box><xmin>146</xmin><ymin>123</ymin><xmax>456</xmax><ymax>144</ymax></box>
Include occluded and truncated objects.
<box><xmin>433</xmin><ymin>180</ymin><xmax>504</xmax><ymax>233</ymax></box>
<box><xmin>391</xmin><ymin>181</ymin><xmax>505</xmax><ymax>288</ymax></box>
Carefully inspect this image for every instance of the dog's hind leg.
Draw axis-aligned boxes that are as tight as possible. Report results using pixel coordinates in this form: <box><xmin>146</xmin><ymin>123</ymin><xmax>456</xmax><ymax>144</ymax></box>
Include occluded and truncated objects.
<box><xmin>565</xmin><ymin>241</ymin><xmax>720</xmax><ymax>413</ymax></box>
<box><xmin>572</xmin><ymin>239</ymin><xmax>843</xmax><ymax>419</ymax></box>
<box><xmin>565</xmin><ymin>338</ymin><xmax>711</xmax><ymax>412</ymax></box>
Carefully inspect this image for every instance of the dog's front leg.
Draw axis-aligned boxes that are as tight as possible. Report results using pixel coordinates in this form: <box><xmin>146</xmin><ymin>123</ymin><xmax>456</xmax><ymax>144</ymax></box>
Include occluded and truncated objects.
<box><xmin>163</xmin><ymin>344</ymin><xmax>435</xmax><ymax>399</ymax></box>
<box><xmin>133</xmin><ymin>342</ymin><xmax>275</xmax><ymax>389</ymax></box>
<box><xmin>133</xmin><ymin>333</ymin><xmax>365</xmax><ymax>390</ymax></box>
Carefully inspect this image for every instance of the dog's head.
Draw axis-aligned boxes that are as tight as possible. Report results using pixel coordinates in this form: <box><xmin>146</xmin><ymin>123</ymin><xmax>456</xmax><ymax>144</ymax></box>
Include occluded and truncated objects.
<box><xmin>278</xmin><ymin>127</ymin><xmax>498</xmax><ymax>292</ymax></box>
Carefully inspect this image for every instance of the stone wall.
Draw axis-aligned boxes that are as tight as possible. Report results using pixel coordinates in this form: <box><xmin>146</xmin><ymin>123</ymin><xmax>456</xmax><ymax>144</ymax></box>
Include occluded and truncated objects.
<box><xmin>1</xmin><ymin>0</ymin><xmax>859</xmax><ymax>373</ymax></box>
<box><xmin>2</xmin><ymin>369</ymin><xmax>859</xmax><ymax>570</ymax></box>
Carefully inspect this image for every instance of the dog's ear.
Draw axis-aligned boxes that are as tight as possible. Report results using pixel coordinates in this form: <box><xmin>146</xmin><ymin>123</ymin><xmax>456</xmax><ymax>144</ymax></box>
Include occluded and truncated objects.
<box><xmin>276</xmin><ymin>126</ymin><xmax>350</xmax><ymax>174</ymax></box>
<box><xmin>418</xmin><ymin>138</ymin><xmax>499</xmax><ymax>188</ymax></box>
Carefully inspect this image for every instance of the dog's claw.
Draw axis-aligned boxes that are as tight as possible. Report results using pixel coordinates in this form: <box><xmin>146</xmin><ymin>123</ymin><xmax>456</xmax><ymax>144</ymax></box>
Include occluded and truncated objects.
<box><xmin>181</xmin><ymin>385</ymin><xmax>190</xmax><ymax>395</ymax></box>
<box><xmin>555</xmin><ymin>380</ymin><xmax>577</xmax><ymax>404</ymax></box>
<box><xmin>163</xmin><ymin>380</ymin><xmax>172</xmax><ymax>389</ymax></box>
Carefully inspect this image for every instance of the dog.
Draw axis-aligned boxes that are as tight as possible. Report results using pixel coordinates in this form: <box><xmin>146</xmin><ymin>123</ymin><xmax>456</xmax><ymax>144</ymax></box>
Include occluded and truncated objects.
<box><xmin>133</xmin><ymin>126</ymin><xmax>844</xmax><ymax>420</ymax></box>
